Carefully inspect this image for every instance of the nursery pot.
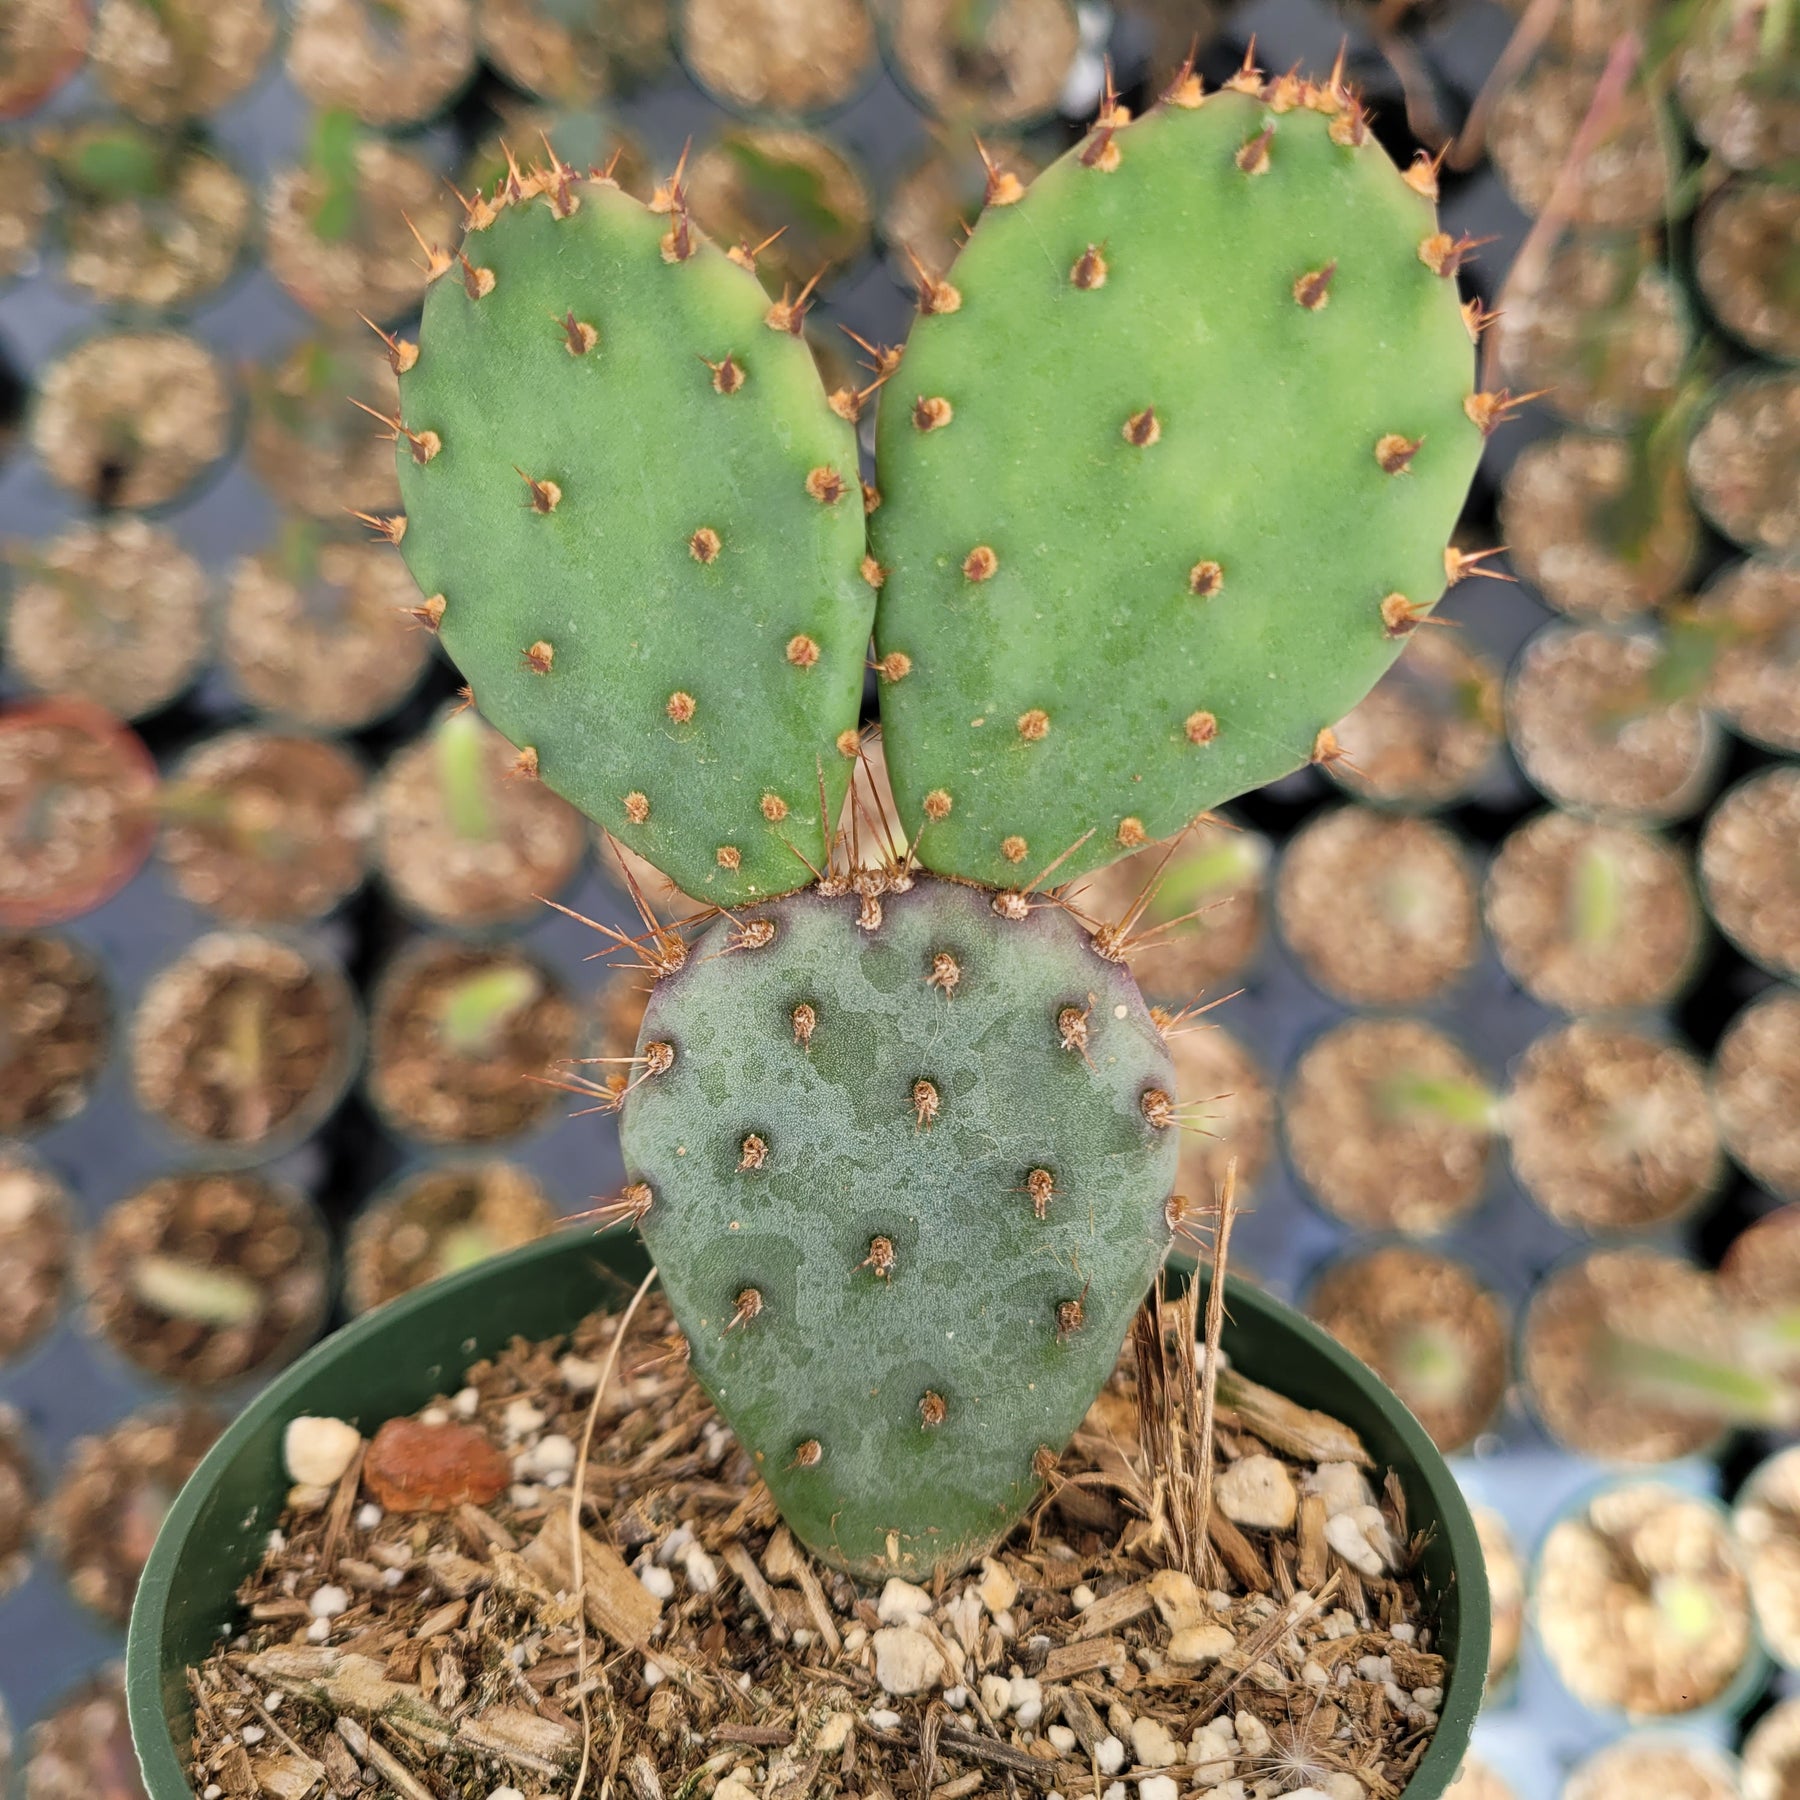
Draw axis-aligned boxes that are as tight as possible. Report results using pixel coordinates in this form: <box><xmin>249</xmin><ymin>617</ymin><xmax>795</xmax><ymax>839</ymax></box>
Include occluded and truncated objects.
<box><xmin>126</xmin><ymin>1231</ymin><xmax>1490</xmax><ymax>1799</ymax></box>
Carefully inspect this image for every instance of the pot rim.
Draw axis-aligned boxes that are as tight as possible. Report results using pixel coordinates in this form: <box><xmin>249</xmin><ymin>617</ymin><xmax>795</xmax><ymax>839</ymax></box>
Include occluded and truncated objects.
<box><xmin>125</xmin><ymin>1230</ymin><xmax>1489</xmax><ymax>1800</ymax></box>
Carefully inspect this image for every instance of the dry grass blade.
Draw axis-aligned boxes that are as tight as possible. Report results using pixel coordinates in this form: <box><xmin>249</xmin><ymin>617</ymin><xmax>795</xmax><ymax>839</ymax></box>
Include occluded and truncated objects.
<box><xmin>1195</xmin><ymin>1156</ymin><xmax>1237</xmax><ymax>1573</ymax></box>
<box><xmin>568</xmin><ymin>1265</ymin><xmax>659</xmax><ymax>1800</ymax></box>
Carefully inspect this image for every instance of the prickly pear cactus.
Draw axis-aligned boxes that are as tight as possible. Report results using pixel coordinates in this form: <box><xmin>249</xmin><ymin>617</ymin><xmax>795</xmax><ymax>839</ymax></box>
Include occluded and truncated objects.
<box><xmin>618</xmin><ymin>876</ymin><xmax>1179</xmax><ymax>1578</ymax></box>
<box><xmin>871</xmin><ymin>78</ymin><xmax>1487</xmax><ymax>889</ymax></box>
<box><xmin>392</xmin><ymin>160</ymin><xmax>873</xmax><ymax>902</ymax></box>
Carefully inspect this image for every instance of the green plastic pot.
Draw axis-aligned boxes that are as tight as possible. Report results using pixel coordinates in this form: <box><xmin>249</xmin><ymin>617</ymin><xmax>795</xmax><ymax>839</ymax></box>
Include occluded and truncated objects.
<box><xmin>126</xmin><ymin>1231</ymin><xmax>1489</xmax><ymax>1799</ymax></box>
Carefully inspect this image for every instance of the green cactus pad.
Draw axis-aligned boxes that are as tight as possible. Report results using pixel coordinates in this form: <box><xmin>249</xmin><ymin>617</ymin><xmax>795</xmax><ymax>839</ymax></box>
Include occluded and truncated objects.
<box><xmin>394</xmin><ymin>171</ymin><xmax>873</xmax><ymax>903</ymax></box>
<box><xmin>619</xmin><ymin>876</ymin><xmax>1178</xmax><ymax>1579</ymax></box>
<box><xmin>871</xmin><ymin>84</ymin><xmax>1484</xmax><ymax>889</ymax></box>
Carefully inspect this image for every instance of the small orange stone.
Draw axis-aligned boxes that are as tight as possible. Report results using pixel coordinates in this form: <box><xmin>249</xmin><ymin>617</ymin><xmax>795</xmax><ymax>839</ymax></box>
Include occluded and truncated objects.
<box><xmin>963</xmin><ymin>545</ymin><xmax>998</xmax><ymax>582</ymax></box>
<box><xmin>1017</xmin><ymin>709</ymin><xmax>1050</xmax><ymax>742</ymax></box>
<box><xmin>923</xmin><ymin>789</ymin><xmax>952</xmax><ymax>821</ymax></box>
<box><xmin>786</xmin><ymin>635</ymin><xmax>821</xmax><ymax>668</ymax></box>
<box><xmin>667</xmin><ymin>691</ymin><xmax>696</xmax><ymax>723</ymax></box>
<box><xmin>1185</xmin><ymin>711</ymin><xmax>1219</xmax><ymax>745</ymax></box>
<box><xmin>761</xmin><ymin>793</ymin><xmax>789</xmax><ymax>822</ymax></box>
<box><xmin>363</xmin><ymin>1417</ymin><xmax>510</xmax><ymax>1514</ymax></box>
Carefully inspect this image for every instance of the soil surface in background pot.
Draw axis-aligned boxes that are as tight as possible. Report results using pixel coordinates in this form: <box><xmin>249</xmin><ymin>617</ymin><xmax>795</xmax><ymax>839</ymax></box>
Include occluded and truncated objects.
<box><xmin>1687</xmin><ymin>371</ymin><xmax>1800</xmax><ymax>557</ymax></box>
<box><xmin>0</xmin><ymin>1405</ymin><xmax>37</xmax><ymax>1602</ymax></box>
<box><xmin>477</xmin><ymin>0</ymin><xmax>668</xmax><ymax>103</ymax></box>
<box><xmin>681</xmin><ymin>0</ymin><xmax>874</xmax><ymax>114</ymax></box>
<box><xmin>1448</xmin><ymin>1762</ymin><xmax>1519</xmax><ymax>1800</ymax></box>
<box><xmin>686</xmin><ymin>130</ymin><xmax>872</xmax><ymax>293</ymax></box>
<box><xmin>1507</xmin><ymin>1022</ymin><xmax>1721</xmax><ymax>1233</ymax></box>
<box><xmin>345</xmin><ymin>1162</ymin><xmax>559</xmax><ymax>1313</ymax></box>
<box><xmin>285</xmin><ymin>0</ymin><xmax>475</xmax><ymax>123</ymax></box>
<box><xmin>1500</xmin><ymin>431</ymin><xmax>1696</xmax><ymax>622</ymax></box>
<box><xmin>1701</xmin><ymin>767</ymin><xmax>1800</xmax><ymax>978</ymax></box>
<box><xmin>1713</xmin><ymin>989</ymin><xmax>1800</xmax><ymax>1201</ymax></box>
<box><xmin>375</xmin><ymin>714</ymin><xmax>586</xmax><ymax>927</ymax></box>
<box><xmin>265</xmin><ymin>138</ymin><xmax>460</xmax><ymax>324</ymax></box>
<box><xmin>1071</xmin><ymin>818</ymin><xmax>1269</xmax><ymax>1000</ymax></box>
<box><xmin>1535</xmin><ymin>1482</ymin><xmax>1753</xmax><ymax>1717</ymax></box>
<box><xmin>1325</xmin><ymin>630</ymin><xmax>1502</xmax><ymax>811</ymax></box>
<box><xmin>1564</xmin><ymin>1738</ymin><xmax>1744</xmax><ymax>1800</ymax></box>
<box><xmin>1699</xmin><ymin>556</ymin><xmax>1800</xmax><ymax>754</ymax></box>
<box><xmin>0</xmin><ymin>1154</ymin><xmax>73</xmax><ymax>1365</ymax></box>
<box><xmin>82</xmin><ymin>1172</ymin><xmax>329</xmax><ymax>1388</ymax></box>
<box><xmin>1488</xmin><ymin>58</ymin><xmax>1667</xmax><ymax>228</ymax></box>
<box><xmin>0</xmin><ymin>140</ymin><xmax>51</xmax><ymax>281</ymax></box>
<box><xmin>1506</xmin><ymin>625</ymin><xmax>1716</xmax><ymax>820</ymax></box>
<box><xmin>182</xmin><ymin>1290</ymin><xmax>1458</xmax><ymax>1800</ymax></box>
<box><xmin>1483</xmin><ymin>812</ymin><xmax>1702</xmax><ymax>1014</ymax></box>
<box><xmin>130</xmin><ymin>933</ymin><xmax>357</xmax><ymax>1153</ymax></box>
<box><xmin>1307</xmin><ymin>1248</ymin><xmax>1508</xmax><ymax>1455</ymax></box>
<box><xmin>158</xmin><ymin>731</ymin><xmax>369</xmax><ymax>925</ymax></box>
<box><xmin>247</xmin><ymin>338</ymin><xmax>403</xmax><ymax>521</ymax></box>
<box><xmin>1734</xmin><ymin>1446</ymin><xmax>1800</xmax><ymax>1672</ymax></box>
<box><xmin>1677</xmin><ymin>4</ymin><xmax>1800</xmax><ymax>172</ymax></box>
<box><xmin>90</xmin><ymin>0</ymin><xmax>274</xmax><ymax>121</ymax></box>
<box><xmin>52</xmin><ymin>127</ymin><xmax>253</xmax><ymax>311</ymax></box>
<box><xmin>0</xmin><ymin>932</ymin><xmax>108</xmax><ymax>1134</ymax></box>
<box><xmin>1284</xmin><ymin>1017</ymin><xmax>1496</xmax><ymax>1235</ymax></box>
<box><xmin>1275</xmin><ymin>809</ymin><xmax>1478</xmax><ymax>1007</ymax></box>
<box><xmin>21</xmin><ymin>1666</ymin><xmax>146</xmax><ymax>1800</ymax></box>
<box><xmin>1696</xmin><ymin>180</ymin><xmax>1800</xmax><ymax>361</ymax></box>
<box><xmin>1746</xmin><ymin>1695</ymin><xmax>1800</xmax><ymax>1800</ymax></box>
<box><xmin>885</xmin><ymin>0</ymin><xmax>1079</xmax><ymax>126</ymax></box>
<box><xmin>1720</xmin><ymin>1205</ymin><xmax>1800</xmax><ymax>1319</ymax></box>
<box><xmin>45</xmin><ymin>1405</ymin><xmax>221</xmax><ymax>1625</ymax></box>
<box><xmin>0</xmin><ymin>0</ymin><xmax>88</xmax><ymax>118</ymax></box>
<box><xmin>226</xmin><ymin>537</ymin><xmax>430</xmax><ymax>729</ymax></box>
<box><xmin>1521</xmin><ymin>1248</ymin><xmax>1737</xmax><ymax>1462</ymax></box>
<box><xmin>30</xmin><ymin>330</ymin><xmax>233</xmax><ymax>510</ymax></box>
<box><xmin>1162</xmin><ymin>1020</ymin><xmax>1275</xmax><ymax>1203</ymax></box>
<box><xmin>592</xmin><ymin>964</ymin><xmax>653</xmax><ymax>1064</ymax></box>
<box><xmin>0</xmin><ymin>701</ymin><xmax>158</xmax><ymax>928</ymax></box>
<box><xmin>1471</xmin><ymin>1507</ymin><xmax>1522</xmax><ymax>1694</ymax></box>
<box><xmin>1493</xmin><ymin>238</ymin><xmax>1686</xmax><ymax>432</ymax></box>
<box><xmin>882</xmin><ymin>137</ymin><xmax>1041</xmax><ymax>281</ymax></box>
<box><xmin>368</xmin><ymin>940</ymin><xmax>579</xmax><ymax>1143</ymax></box>
<box><xmin>5</xmin><ymin>518</ymin><xmax>210</xmax><ymax>719</ymax></box>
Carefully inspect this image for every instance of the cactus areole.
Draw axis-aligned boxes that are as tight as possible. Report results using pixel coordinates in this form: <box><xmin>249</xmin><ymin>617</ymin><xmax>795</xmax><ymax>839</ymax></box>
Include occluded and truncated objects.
<box><xmin>392</xmin><ymin>70</ymin><xmax>1483</xmax><ymax>1579</ymax></box>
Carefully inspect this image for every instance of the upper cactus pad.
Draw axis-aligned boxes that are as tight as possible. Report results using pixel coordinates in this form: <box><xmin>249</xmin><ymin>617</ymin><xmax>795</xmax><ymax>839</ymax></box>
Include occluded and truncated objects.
<box><xmin>619</xmin><ymin>875</ymin><xmax>1178</xmax><ymax>1579</ymax></box>
<box><xmin>870</xmin><ymin>81</ymin><xmax>1486</xmax><ymax>889</ymax></box>
<box><xmin>393</xmin><ymin>165</ymin><xmax>873</xmax><ymax>902</ymax></box>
